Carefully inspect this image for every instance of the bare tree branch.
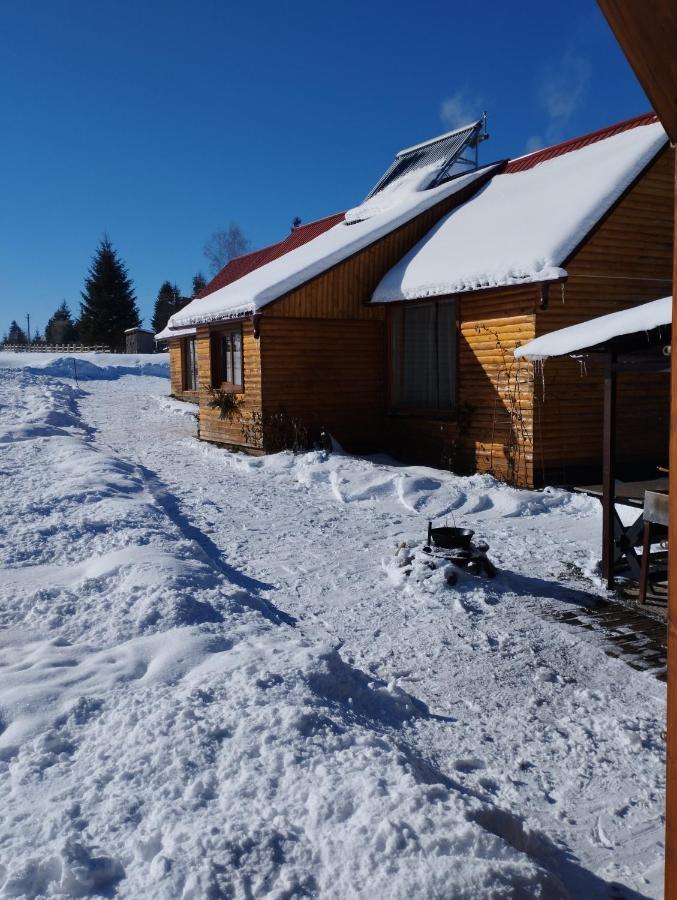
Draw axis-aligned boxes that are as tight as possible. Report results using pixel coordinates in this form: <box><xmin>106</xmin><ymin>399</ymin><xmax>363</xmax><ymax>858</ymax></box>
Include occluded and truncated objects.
<box><xmin>203</xmin><ymin>223</ymin><xmax>251</xmax><ymax>274</ymax></box>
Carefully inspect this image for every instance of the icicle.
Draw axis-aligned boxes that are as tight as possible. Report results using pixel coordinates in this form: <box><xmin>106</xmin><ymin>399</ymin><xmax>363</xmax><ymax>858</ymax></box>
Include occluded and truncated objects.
<box><xmin>533</xmin><ymin>359</ymin><xmax>546</xmax><ymax>402</ymax></box>
<box><xmin>539</xmin><ymin>359</ymin><xmax>546</xmax><ymax>403</ymax></box>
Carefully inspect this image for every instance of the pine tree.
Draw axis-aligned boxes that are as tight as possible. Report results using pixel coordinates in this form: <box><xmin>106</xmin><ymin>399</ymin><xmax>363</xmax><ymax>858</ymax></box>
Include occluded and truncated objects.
<box><xmin>79</xmin><ymin>237</ymin><xmax>140</xmax><ymax>350</ymax></box>
<box><xmin>7</xmin><ymin>321</ymin><xmax>28</xmax><ymax>345</ymax></box>
<box><xmin>151</xmin><ymin>281</ymin><xmax>184</xmax><ymax>333</ymax></box>
<box><xmin>45</xmin><ymin>301</ymin><xmax>79</xmax><ymax>345</ymax></box>
<box><xmin>192</xmin><ymin>272</ymin><xmax>207</xmax><ymax>297</ymax></box>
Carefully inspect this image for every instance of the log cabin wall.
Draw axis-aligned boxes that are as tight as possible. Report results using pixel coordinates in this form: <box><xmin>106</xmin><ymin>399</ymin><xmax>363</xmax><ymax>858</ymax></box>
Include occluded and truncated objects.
<box><xmin>168</xmin><ymin>339</ymin><xmax>183</xmax><ymax>397</ymax></box>
<box><xmin>384</xmin><ymin>287</ymin><xmax>538</xmax><ymax>486</ymax></box>
<box><xmin>168</xmin><ymin>337</ymin><xmax>199</xmax><ymax>402</ymax></box>
<box><xmin>458</xmin><ymin>289</ymin><xmax>538</xmax><ymax>487</ymax></box>
<box><xmin>532</xmin><ymin>146</ymin><xmax>674</xmax><ymax>485</ymax></box>
<box><xmin>197</xmin><ymin>321</ymin><xmax>264</xmax><ymax>451</ymax></box>
<box><xmin>260</xmin><ymin>316</ymin><xmax>385</xmax><ymax>451</ymax></box>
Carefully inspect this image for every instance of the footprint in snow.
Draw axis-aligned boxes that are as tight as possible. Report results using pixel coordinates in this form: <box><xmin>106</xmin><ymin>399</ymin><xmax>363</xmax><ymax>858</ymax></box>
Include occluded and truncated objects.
<box><xmin>454</xmin><ymin>758</ymin><xmax>487</xmax><ymax>773</ymax></box>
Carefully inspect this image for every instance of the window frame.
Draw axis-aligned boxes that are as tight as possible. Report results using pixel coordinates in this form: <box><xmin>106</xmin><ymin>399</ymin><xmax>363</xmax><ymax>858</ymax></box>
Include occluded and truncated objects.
<box><xmin>387</xmin><ymin>299</ymin><xmax>459</xmax><ymax>416</ymax></box>
<box><xmin>183</xmin><ymin>336</ymin><xmax>198</xmax><ymax>392</ymax></box>
<box><xmin>211</xmin><ymin>324</ymin><xmax>244</xmax><ymax>392</ymax></box>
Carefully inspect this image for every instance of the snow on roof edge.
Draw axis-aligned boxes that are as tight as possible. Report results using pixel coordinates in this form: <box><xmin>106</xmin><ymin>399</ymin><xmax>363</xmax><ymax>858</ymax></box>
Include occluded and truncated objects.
<box><xmin>514</xmin><ymin>297</ymin><xmax>672</xmax><ymax>360</ymax></box>
<box><xmin>155</xmin><ymin>324</ymin><xmax>196</xmax><ymax>341</ymax></box>
<box><xmin>171</xmin><ymin>164</ymin><xmax>500</xmax><ymax>330</ymax></box>
<box><xmin>371</xmin><ymin>122</ymin><xmax>667</xmax><ymax>305</ymax></box>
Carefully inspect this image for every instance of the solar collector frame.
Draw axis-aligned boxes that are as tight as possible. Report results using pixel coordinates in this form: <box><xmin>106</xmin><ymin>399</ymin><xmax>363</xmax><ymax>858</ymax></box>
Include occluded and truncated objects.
<box><xmin>365</xmin><ymin>119</ymin><xmax>484</xmax><ymax>199</ymax></box>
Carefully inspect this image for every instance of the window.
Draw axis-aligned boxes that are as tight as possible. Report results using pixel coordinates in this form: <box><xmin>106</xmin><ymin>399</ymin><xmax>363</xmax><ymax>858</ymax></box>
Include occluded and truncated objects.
<box><xmin>183</xmin><ymin>337</ymin><xmax>198</xmax><ymax>391</ymax></box>
<box><xmin>213</xmin><ymin>326</ymin><xmax>243</xmax><ymax>390</ymax></box>
<box><xmin>390</xmin><ymin>301</ymin><xmax>456</xmax><ymax>410</ymax></box>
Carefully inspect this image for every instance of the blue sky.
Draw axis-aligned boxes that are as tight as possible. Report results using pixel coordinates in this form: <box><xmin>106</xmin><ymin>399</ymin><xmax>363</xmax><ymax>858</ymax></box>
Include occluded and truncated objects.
<box><xmin>0</xmin><ymin>0</ymin><xmax>650</xmax><ymax>336</ymax></box>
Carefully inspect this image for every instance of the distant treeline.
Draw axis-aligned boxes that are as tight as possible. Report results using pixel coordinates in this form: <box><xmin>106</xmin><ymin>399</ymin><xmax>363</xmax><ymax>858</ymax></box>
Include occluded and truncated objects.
<box><xmin>3</xmin><ymin>221</ymin><xmax>259</xmax><ymax>350</ymax></box>
<box><xmin>3</xmin><ymin>238</ymin><xmax>141</xmax><ymax>352</ymax></box>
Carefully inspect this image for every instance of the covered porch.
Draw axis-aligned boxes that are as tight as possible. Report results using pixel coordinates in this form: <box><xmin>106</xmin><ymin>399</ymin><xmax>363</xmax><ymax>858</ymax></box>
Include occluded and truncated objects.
<box><xmin>516</xmin><ymin>297</ymin><xmax>671</xmax><ymax>609</ymax></box>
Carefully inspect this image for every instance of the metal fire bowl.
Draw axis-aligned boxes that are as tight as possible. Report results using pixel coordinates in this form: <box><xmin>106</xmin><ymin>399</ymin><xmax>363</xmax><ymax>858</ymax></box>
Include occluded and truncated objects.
<box><xmin>429</xmin><ymin>526</ymin><xmax>475</xmax><ymax>551</ymax></box>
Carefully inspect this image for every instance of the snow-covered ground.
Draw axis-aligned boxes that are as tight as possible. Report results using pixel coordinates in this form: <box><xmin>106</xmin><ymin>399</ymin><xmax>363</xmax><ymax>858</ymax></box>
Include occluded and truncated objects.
<box><xmin>0</xmin><ymin>354</ymin><xmax>666</xmax><ymax>898</ymax></box>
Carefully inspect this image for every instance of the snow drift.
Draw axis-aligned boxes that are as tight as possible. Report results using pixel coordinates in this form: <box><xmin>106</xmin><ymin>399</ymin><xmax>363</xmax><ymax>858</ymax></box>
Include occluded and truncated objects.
<box><xmin>0</xmin><ymin>351</ymin><xmax>169</xmax><ymax>380</ymax></box>
<box><xmin>0</xmin><ymin>367</ymin><xmax>565</xmax><ymax>898</ymax></box>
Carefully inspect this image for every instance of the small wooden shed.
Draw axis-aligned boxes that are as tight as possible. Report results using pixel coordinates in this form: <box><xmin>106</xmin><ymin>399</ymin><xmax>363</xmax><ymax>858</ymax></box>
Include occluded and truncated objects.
<box><xmin>125</xmin><ymin>327</ymin><xmax>156</xmax><ymax>354</ymax></box>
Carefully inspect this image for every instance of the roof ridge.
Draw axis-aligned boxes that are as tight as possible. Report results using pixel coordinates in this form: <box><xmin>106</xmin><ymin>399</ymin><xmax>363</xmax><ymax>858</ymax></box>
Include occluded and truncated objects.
<box><xmin>505</xmin><ymin>111</ymin><xmax>659</xmax><ymax>174</ymax></box>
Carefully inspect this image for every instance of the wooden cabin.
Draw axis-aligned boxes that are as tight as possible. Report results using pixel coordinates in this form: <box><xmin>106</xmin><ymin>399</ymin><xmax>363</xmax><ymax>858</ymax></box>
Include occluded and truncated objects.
<box><xmin>372</xmin><ymin>113</ymin><xmax>673</xmax><ymax>486</ymax></box>
<box><xmin>161</xmin><ymin>114</ymin><xmax>673</xmax><ymax>488</ymax></box>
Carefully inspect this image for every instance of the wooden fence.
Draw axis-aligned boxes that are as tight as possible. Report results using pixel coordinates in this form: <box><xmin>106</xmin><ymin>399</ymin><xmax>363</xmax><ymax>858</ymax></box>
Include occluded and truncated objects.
<box><xmin>0</xmin><ymin>344</ymin><xmax>111</xmax><ymax>353</ymax></box>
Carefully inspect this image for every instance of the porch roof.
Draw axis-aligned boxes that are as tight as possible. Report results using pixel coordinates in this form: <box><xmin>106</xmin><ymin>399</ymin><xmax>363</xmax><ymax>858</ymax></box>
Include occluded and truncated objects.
<box><xmin>514</xmin><ymin>296</ymin><xmax>672</xmax><ymax>360</ymax></box>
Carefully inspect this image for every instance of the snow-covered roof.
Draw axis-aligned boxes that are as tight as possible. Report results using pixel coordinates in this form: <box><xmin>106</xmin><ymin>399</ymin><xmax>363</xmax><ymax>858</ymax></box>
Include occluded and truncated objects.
<box><xmin>155</xmin><ymin>324</ymin><xmax>195</xmax><ymax>341</ymax></box>
<box><xmin>169</xmin><ymin>164</ymin><xmax>498</xmax><ymax>329</ymax></box>
<box><xmin>514</xmin><ymin>297</ymin><xmax>672</xmax><ymax>360</ymax></box>
<box><xmin>157</xmin><ymin>215</ymin><xmax>345</xmax><ymax>340</ymax></box>
<box><xmin>372</xmin><ymin>118</ymin><xmax>667</xmax><ymax>303</ymax></box>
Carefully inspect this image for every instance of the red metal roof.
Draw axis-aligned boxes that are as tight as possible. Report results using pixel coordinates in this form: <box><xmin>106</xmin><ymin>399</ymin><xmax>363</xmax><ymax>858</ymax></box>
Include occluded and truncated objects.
<box><xmin>504</xmin><ymin>111</ymin><xmax>659</xmax><ymax>174</ymax></box>
<box><xmin>199</xmin><ymin>212</ymin><xmax>345</xmax><ymax>299</ymax></box>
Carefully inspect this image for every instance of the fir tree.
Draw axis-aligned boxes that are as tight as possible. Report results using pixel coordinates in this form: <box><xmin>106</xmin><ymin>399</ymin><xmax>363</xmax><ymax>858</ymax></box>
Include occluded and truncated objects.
<box><xmin>7</xmin><ymin>321</ymin><xmax>27</xmax><ymax>345</ymax></box>
<box><xmin>151</xmin><ymin>281</ymin><xmax>184</xmax><ymax>333</ymax></box>
<box><xmin>79</xmin><ymin>237</ymin><xmax>140</xmax><ymax>349</ymax></box>
<box><xmin>192</xmin><ymin>272</ymin><xmax>207</xmax><ymax>297</ymax></box>
<box><xmin>45</xmin><ymin>301</ymin><xmax>79</xmax><ymax>345</ymax></box>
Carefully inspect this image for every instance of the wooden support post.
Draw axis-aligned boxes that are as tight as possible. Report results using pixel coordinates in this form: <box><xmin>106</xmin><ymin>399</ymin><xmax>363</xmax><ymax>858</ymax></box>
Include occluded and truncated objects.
<box><xmin>602</xmin><ymin>352</ymin><xmax>617</xmax><ymax>590</ymax></box>
<box><xmin>639</xmin><ymin>521</ymin><xmax>651</xmax><ymax>604</ymax></box>
<box><xmin>665</xmin><ymin>151</ymin><xmax>677</xmax><ymax>900</ymax></box>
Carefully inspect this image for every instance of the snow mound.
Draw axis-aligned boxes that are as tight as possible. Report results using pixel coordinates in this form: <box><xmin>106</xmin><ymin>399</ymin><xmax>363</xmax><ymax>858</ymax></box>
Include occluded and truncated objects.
<box><xmin>345</xmin><ymin>162</ymin><xmax>444</xmax><ymax>224</ymax></box>
<box><xmin>215</xmin><ymin>447</ymin><xmax>595</xmax><ymax>522</ymax></box>
<box><xmin>0</xmin><ymin>370</ymin><xmax>564</xmax><ymax>897</ymax></box>
<box><xmin>0</xmin><ymin>352</ymin><xmax>169</xmax><ymax>380</ymax></box>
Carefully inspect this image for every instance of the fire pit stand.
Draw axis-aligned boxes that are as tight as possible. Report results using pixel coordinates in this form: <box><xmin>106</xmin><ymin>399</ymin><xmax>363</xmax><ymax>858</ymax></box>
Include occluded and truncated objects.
<box><xmin>424</xmin><ymin>520</ymin><xmax>497</xmax><ymax>579</ymax></box>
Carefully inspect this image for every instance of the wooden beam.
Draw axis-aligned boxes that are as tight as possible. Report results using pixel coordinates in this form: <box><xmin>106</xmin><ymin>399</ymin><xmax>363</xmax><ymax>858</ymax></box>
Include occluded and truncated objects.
<box><xmin>596</xmin><ymin>0</ymin><xmax>677</xmax><ymax>142</ymax></box>
<box><xmin>592</xmin><ymin>8</ymin><xmax>676</xmax><ymax>891</ymax></box>
<box><xmin>602</xmin><ymin>352</ymin><xmax>617</xmax><ymax>590</ymax></box>
<box><xmin>665</xmin><ymin>151</ymin><xmax>677</xmax><ymax>900</ymax></box>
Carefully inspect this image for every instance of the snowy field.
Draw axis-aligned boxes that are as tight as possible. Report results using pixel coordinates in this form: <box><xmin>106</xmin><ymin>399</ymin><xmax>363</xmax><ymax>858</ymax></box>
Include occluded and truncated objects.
<box><xmin>0</xmin><ymin>354</ymin><xmax>666</xmax><ymax>898</ymax></box>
